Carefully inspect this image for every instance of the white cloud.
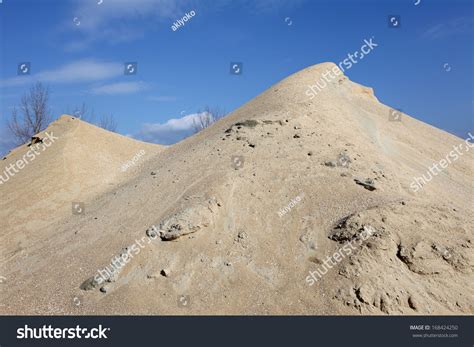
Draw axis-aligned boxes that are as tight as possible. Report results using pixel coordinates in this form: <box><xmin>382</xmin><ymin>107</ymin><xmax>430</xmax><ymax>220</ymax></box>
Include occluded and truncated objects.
<box><xmin>0</xmin><ymin>60</ymin><xmax>122</xmax><ymax>87</ymax></box>
<box><xmin>71</xmin><ymin>0</ymin><xmax>302</xmax><ymax>33</ymax></box>
<box><xmin>134</xmin><ymin>113</ymin><xmax>204</xmax><ymax>145</ymax></box>
<box><xmin>64</xmin><ymin>0</ymin><xmax>306</xmax><ymax>49</ymax></box>
<box><xmin>90</xmin><ymin>81</ymin><xmax>149</xmax><ymax>95</ymax></box>
<box><xmin>63</xmin><ymin>0</ymin><xmax>184</xmax><ymax>50</ymax></box>
<box><xmin>74</xmin><ymin>0</ymin><xmax>182</xmax><ymax>31</ymax></box>
<box><xmin>421</xmin><ymin>17</ymin><xmax>473</xmax><ymax>39</ymax></box>
<box><xmin>40</xmin><ymin>60</ymin><xmax>122</xmax><ymax>83</ymax></box>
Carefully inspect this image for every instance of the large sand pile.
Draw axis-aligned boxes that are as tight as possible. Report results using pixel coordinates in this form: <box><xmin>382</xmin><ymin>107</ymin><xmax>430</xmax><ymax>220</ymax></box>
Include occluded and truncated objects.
<box><xmin>0</xmin><ymin>63</ymin><xmax>472</xmax><ymax>315</ymax></box>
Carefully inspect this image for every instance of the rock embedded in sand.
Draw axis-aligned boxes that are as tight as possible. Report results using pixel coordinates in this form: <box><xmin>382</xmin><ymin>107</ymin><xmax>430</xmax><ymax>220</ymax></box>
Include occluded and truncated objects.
<box><xmin>235</xmin><ymin>120</ymin><xmax>259</xmax><ymax>128</ymax></box>
<box><xmin>238</xmin><ymin>231</ymin><xmax>248</xmax><ymax>239</ymax></box>
<box><xmin>408</xmin><ymin>295</ymin><xmax>418</xmax><ymax>311</ymax></box>
<box><xmin>354</xmin><ymin>178</ymin><xmax>376</xmax><ymax>191</ymax></box>
<box><xmin>80</xmin><ymin>276</ymin><xmax>101</xmax><ymax>291</ymax></box>
<box><xmin>158</xmin><ymin>197</ymin><xmax>220</xmax><ymax>241</ymax></box>
<box><xmin>337</xmin><ymin>153</ymin><xmax>352</xmax><ymax>167</ymax></box>
<box><xmin>146</xmin><ymin>226</ymin><xmax>160</xmax><ymax>238</ymax></box>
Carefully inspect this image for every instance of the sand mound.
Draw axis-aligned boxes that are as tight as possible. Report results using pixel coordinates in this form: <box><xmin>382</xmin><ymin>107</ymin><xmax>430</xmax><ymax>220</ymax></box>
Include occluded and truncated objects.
<box><xmin>0</xmin><ymin>116</ymin><xmax>162</xmax><ymax>276</ymax></box>
<box><xmin>0</xmin><ymin>63</ymin><xmax>472</xmax><ymax>315</ymax></box>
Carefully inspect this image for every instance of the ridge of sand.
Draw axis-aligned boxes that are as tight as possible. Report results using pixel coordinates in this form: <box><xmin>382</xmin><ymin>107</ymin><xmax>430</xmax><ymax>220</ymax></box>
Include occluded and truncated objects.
<box><xmin>0</xmin><ymin>63</ymin><xmax>472</xmax><ymax>315</ymax></box>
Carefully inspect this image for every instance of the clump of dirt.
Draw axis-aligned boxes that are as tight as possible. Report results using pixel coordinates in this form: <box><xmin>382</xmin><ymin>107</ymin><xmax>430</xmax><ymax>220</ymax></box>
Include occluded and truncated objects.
<box><xmin>155</xmin><ymin>197</ymin><xmax>222</xmax><ymax>241</ymax></box>
<box><xmin>329</xmin><ymin>202</ymin><xmax>473</xmax><ymax>314</ymax></box>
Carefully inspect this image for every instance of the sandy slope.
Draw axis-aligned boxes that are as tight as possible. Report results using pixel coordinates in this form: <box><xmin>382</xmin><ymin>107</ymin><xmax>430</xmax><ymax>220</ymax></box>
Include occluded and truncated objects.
<box><xmin>0</xmin><ymin>63</ymin><xmax>472</xmax><ymax>315</ymax></box>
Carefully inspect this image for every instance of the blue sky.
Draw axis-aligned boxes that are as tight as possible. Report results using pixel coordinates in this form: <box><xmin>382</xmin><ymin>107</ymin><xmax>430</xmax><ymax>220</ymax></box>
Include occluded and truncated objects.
<box><xmin>0</xmin><ymin>0</ymin><xmax>472</xmax><ymax>155</ymax></box>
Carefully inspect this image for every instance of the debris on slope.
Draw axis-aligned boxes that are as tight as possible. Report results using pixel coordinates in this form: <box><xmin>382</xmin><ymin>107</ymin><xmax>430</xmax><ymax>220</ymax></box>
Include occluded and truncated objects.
<box><xmin>28</xmin><ymin>136</ymin><xmax>43</xmax><ymax>146</ymax></box>
<box><xmin>149</xmin><ymin>197</ymin><xmax>222</xmax><ymax>241</ymax></box>
<box><xmin>79</xmin><ymin>247</ymin><xmax>131</xmax><ymax>291</ymax></box>
<box><xmin>354</xmin><ymin>177</ymin><xmax>376</xmax><ymax>191</ymax></box>
<box><xmin>328</xmin><ymin>203</ymin><xmax>473</xmax><ymax>314</ymax></box>
<box><xmin>329</xmin><ymin>214</ymin><xmax>377</xmax><ymax>243</ymax></box>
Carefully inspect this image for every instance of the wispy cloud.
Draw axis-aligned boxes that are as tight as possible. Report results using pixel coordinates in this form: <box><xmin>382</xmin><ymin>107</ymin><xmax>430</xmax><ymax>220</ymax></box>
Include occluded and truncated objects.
<box><xmin>64</xmin><ymin>0</ymin><xmax>185</xmax><ymax>50</ymax></box>
<box><xmin>0</xmin><ymin>60</ymin><xmax>122</xmax><ymax>88</ymax></box>
<box><xmin>63</xmin><ymin>0</ymin><xmax>306</xmax><ymax>50</ymax></box>
<box><xmin>74</xmin><ymin>0</ymin><xmax>182</xmax><ymax>31</ymax></box>
<box><xmin>90</xmin><ymin>81</ymin><xmax>149</xmax><ymax>95</ymax></box>
<box><xmin>134</xmin><ymin>113</ymin><xmax>204</xmax><ymax>145</ymax></box>
<box><xmin>421</xmin><ymin>17</ymin><xmax>473</xmax><ymax>39</ymax></box>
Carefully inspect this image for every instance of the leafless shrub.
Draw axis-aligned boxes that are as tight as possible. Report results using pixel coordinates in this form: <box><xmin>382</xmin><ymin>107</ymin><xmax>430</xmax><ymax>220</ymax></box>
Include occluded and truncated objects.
<box><xmin>192</xmin><ymin>106</ymin><xmax>226</xmax><ymax>133</ymax></box>
<box><xmin>98</xmin><ymin>114</ymin><xmax>118</xmax><ymax>132</ymax></box>
<box><xmin>65</xmin><ymin>103</ymin><xmax>117</xmax><ymax>132</ymax></box>
<box><xmin>8</xmin><ymin>82</ymin><xmax>52</xmax><ymax>144</ymax></box>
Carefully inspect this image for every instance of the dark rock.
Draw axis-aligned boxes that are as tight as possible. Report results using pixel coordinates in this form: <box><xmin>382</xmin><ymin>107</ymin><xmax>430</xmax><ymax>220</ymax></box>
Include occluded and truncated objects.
<box><xmin>80</xmin><ymin>276</ymin><xmax>101</xmax><ymax>291</ymax></box>
<box><xmin>28</xmin><ymin>136</ymin><xmax>43</xmax><ymax>147</ymax></box>
<box><xmin>408</xmin><ymin>296</ymin><xmax>418</xmax><ymax>311</ymax></box>
<box><xmin>235</xmin><ymin>120</ymin><xmax>259</xmax><ymax>128</ymax></box>
<box><xmin>354</xmin><ymin>178</ymin><xmax>376</xmax><ymax>191</ymax></box>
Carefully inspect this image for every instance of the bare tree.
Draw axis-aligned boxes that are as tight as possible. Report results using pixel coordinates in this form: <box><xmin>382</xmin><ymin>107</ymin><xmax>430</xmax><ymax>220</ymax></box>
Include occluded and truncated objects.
<box><xmin>98</xmin><ymin>114</ymin><xmax>118</xmax><ymax>132</ymax></box>
<box><xmin>192</xmin><ymin>106</ymin><xmax>226</xmax><ymax>133</ymax></box>
<box><xmin>8</xmin><ymin>82</ymin><xmax>52</xmax><ymax>144</ymax></box>
<box><xmin>65</xmin><ymin>103</ymin><xmax>117</xmax><ymax>132</ymax></box>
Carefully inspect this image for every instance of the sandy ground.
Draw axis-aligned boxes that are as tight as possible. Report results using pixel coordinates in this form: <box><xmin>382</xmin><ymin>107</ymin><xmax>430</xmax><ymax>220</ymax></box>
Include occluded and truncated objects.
<box><xmin>0</xmin><ymin>63</ymin><xmax>472</xmax><ymax>315</ymax></box>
